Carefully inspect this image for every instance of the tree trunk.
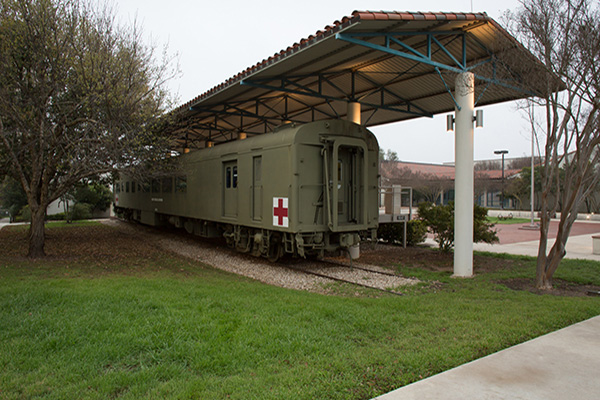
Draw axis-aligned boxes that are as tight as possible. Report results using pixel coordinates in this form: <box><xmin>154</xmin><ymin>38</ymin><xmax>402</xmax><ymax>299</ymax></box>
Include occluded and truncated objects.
<box><xmin>535</xmin><ymin>271</ymin><xmax>553</xmax><ymax>290</ymax></box>
<box><xmin>28</xmin><ymin>206</ymin><xmax>46</xmax><ymax>258</ymax></box>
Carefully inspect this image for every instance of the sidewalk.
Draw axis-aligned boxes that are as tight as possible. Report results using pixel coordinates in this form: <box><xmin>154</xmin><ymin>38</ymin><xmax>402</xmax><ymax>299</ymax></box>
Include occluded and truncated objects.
<box><xmin>374</xmin><ymin>315</ymin><xmax>600</xmax><ymax>400</ymax></box>
<box><xmin>424</xmin><ymin>233</ymin><xmax>600</xmax><ymax>261</ymax></box>
<box><xmin>377</xmin><ymin>221</ymin><xmax>600</xmax><ymax>400</ymax></box>
<box><xmin>473</xmin><ymin>233</ymin><xmax>600</xmax><ymax>261</ymax></box>
<box><xmin>425</xmin><ymin>220</ymin><xmax>600</xmax><ymax>261</ymax></box>
<box><xmin>0</xmin><ymin>219</ymin><xmax>26</xmax><ymax>231</ymax></box>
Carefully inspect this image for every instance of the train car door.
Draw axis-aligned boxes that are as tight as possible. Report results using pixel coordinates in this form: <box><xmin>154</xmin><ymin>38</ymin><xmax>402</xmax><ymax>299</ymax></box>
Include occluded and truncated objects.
<box><xmin>223</xmin><ymin>161</ymin><xmax>238</xmax><ymax>217</ymax></box>
<box><xmin>323</xmin><ymin>137</ymin><xmax>368</xmax><ymax>231</ymax></box>
<box><xmin>337</xmin><ymin>147</ymin><xmax>361</xmax><ymax>225</ymax></box>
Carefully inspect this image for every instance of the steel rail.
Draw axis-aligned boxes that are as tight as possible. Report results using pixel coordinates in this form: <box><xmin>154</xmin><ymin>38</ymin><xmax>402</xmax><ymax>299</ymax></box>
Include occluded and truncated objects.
<box><xmin>285</xmin><ymin>262</ymin><xmax>404</xmax><ymax>296</ymax></box>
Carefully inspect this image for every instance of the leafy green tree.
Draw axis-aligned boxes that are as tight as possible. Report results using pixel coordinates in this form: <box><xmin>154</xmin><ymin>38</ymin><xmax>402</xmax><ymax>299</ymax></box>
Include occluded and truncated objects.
<box><xmin>0</xmin><ymin>177</ymin><xmax>27</xmax><ymax>222</ymax></box>
<box><xmin>418</xmin><ymin>202</ymin><xmax>498</xmax><ymax>253</ymax></box>
<box><xmin>0</xmin><ymin>0</ymin><xmax>178</xmax><ymax>257</ymax></box>
<box><xmin>72</xmin><ymin>181</ymin><xmax>112</xmax><ymax>214</ymax></box>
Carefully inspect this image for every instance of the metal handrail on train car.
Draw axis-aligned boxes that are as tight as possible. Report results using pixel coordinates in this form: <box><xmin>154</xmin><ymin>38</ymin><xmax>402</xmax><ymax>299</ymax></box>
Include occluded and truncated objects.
<box><xmin>321</xmin><ymin>145</ymin><xmax>333</xmax><ymax>230</ymax></box>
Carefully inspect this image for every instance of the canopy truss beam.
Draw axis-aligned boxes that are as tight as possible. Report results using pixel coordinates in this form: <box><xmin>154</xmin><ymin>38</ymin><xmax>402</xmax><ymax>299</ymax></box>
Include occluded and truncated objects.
<box><xmin>241</xmin><ymin>73</ymin><xmax>433</xmax><ymax>118</ymax></box>
<box><xmin>336</xmin><ymin>31</ymin><xmax>537</xmax><ymax>102</ymax></box>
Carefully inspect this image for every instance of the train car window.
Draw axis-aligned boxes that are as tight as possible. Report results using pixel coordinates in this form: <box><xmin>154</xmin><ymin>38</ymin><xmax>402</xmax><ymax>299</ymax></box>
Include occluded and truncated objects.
<box><xmin>115</xmin><ymin>182</ymin><xmax>120</xmax><ymax>194</ymax></box>
<box><xmin>254</xmin><ymin>157</ymin><xmax>261</xmax><ymax>181</ymax></box>
<box><xmin>233</xmin><ymin>166</ymin><xmax>238</xmax><ymax>188</ymax></box>
<box><xmin>131</xmin><ymin>181</ymin><xmax>136</xmax><ymax>193</ymax></box>
<box><xmin>162</xmin><ymin>177</ymin><xmax>173</xmax><ymax>193</ymax></box>
<box><xmin>151</xmin><ymin>179</ymin><xmax>160</xmax><ymax>193</ymax></box>
<box><xmin>176</xmin><ymin>176</ymin><xmax>187</xmax><ymax>193</ymax></box>
<box><xmin>226</xmin><ymin>167</ymin><xmax>231</xmax><ymax>188</ymax></box>
<box><xmin>125</xmin><ymin>182</ymin><xmax>130</xmax><ymax>193</ymax></box>
<box><xmin>141</xmin><ymin>182</ymin><xmax>150</xmax><ymax>193</ymax></box>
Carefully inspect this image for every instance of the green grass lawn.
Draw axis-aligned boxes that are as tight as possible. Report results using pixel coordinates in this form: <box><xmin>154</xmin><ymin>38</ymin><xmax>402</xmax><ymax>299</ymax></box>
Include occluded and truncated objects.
<box><xmin>1</xmin><ymin>223</ymin><xmax>599</xmax><ymax>399</ymax></box>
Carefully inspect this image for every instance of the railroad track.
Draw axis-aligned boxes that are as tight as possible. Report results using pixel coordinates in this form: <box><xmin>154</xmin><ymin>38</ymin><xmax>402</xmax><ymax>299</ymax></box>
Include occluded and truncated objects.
<box><xmin>320</xmin><ymin>258</ymin><xmax>402</xmax><ymax>277</ymax></box>
<box><xmin>109</xmin><ymin>220</ymin><xmax>412</xmax><ymax>296</ymax></box>
<box><xmin>283</xmin><ymin>258</ymin><xmax>407</xmax><ymax>296</ymax></box>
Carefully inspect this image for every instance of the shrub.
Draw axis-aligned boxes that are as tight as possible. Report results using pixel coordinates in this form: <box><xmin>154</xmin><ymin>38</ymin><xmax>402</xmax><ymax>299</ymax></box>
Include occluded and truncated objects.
<box><xmin>17</xmin><ymin>205</ymin><xmax>31</xmax><ymax>222</ymax></box>
<box><xmin>67</xmin><ymin>203</ymin><xmax>92</xmax><ymax>221</ymax></box>
<box><xmin>418</xmin><ymin>201</ymin><xmax>498</xmax><ymax>252</ymax></box>
<box><xmin>46</xmin><ymin>213</ymin><xmax>66</xmax><ymax>221</ymax></box>
<box><xmin>377</xmin><ymin>219</ymin><xmax>427</xmax><ymax>246</ymax></box>
<box><xmin>418</xmin><ymin>202</ymin><xmax>454</xmax><ymax>252</ymax></box>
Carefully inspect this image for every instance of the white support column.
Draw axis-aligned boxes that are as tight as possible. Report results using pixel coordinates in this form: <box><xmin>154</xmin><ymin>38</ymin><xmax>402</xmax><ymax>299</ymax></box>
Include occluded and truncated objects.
<box><xmin>348</xmin><ymin>102</ymin><xmax>361</xmax><ymax>125</ymax></box>
<box><xmin>454</xmin><ymin>72</ymin><xmax>474</xmax><ymax>277</ymax></box>
<box><xmin>348</xmin><ymin>101</ymin><xmax>361</xmax><ymax>260</ymax></box>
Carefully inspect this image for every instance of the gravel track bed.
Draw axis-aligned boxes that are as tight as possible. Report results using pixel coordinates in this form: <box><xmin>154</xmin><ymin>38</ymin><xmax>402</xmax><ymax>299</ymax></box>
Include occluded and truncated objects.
<box><xmin>101</xmin><ymin>219</ymin><xmax>417</xmax><ymax>295</ymax></box>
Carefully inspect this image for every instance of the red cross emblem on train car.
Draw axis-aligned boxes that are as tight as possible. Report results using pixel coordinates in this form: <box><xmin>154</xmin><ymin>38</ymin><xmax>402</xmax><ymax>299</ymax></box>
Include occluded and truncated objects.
<box><xmin>273</xmin><ymin>197</ymin><xmax>289</xmax><ymax>228</ymax></box>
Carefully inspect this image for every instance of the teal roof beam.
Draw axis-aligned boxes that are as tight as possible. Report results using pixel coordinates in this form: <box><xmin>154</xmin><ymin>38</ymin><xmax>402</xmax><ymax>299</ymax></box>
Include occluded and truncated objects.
<box><xmin>337</xmin><ymin>32</ymin><xmax>538</xmax><ymax>98</ymax></box>
<box><xmin>466</xmin><ymin>57</ymin><xmax>493</xmax><ymax>71</ymax></box>
<box><xmin>241</xmin><ymin>79</ymin><xmax>433</xmax><ymax>118</ymax></box>
<box><xmin>389</xmin><ymin>36</ymin><xmax>428</xmax><ymax>61</ymax></box>
<box><xmin>356</xmin><ymin>73</ymin><xmax>433</xmax><ymax>117</ymax></box>
<box><xmin>431</xmin><ymin>35</ymin><xmax>465</xmax><ymax>70</ymax></box>
<box><xmin>474</xmin><ymin>75</ymin><xmax>537</xmax><ymax>97</ymax></box>
<box><xmin>435</xmin><ymin>67</ymin><xmax>461</xmax><ymax>110</ymax></box>
<box><xmin>336</xmin><ymin>33</ymin><xmax>466</xmax><ymax>74</ymax></box>
<box><xmin>241</xmin><ymin>79</ymin><xmax>342</xmax><ymax>104</ymax></box>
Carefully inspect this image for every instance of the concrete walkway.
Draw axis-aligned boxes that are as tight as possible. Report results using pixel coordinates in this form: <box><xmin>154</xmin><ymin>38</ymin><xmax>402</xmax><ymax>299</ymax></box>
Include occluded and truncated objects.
<box><xmin>0</xmin><ymin>219</ymin><xmax>26</xmax><ymax>231</ymax></box>
<box><xmin>473</xmin><ymin>232</ymin><xmax>600</xmax><ymax>261</ymax></box>
<box><xmin>473</xmin><ymin>220</ymin><xmax>600</xmax><ymax>261</ymax></box>
<box><xmin>423</xmin><ymin>220</ymin><xmax>600</xmax><ymax>261</ymax></box>
<box><xmin>424</xmin><ymin>233</ymin><xmax>600</xmax><ymax>261</ymax></box>
<box><xmin>378</xmin><ymin>222</ymin><xmax>600</xmax><ymax>400</ymax></box>
<box><xmin>375</xmin><ymin>315</ymin><xmax>600</xmax><ymax>400</ymax></box>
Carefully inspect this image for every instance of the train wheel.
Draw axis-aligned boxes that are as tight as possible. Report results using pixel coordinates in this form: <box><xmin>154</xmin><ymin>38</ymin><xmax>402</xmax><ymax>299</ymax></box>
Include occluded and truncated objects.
<box><xmin>267</xmin><ymin>233</ymin><xmax>283</xmax><ymax>262</ymax></box>
<box><xmin>223</xmin><ymin>225</ymin><xmax>235</xmax><ymax>248</ymax></box>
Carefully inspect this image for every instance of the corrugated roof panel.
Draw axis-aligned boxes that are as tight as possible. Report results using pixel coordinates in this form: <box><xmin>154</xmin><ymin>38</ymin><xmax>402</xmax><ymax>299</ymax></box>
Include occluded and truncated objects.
<box><xmin>169</xmin><ymin>10</ymin><xmax>553</xmax><ymax>150</ymax></box>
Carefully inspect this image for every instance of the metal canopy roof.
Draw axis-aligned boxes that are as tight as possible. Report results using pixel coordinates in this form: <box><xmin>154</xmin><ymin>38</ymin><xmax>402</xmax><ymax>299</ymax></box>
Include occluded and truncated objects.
<box><xmin>169</xmin><ymin>10</ymin><xmax>549</xmax><ymax>151</ymax></box>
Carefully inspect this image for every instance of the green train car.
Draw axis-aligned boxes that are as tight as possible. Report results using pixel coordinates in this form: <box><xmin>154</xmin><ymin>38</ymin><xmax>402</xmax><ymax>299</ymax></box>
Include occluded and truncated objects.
<box><xmin>114</xmin><ymin>120</ymin><xmax>379</xmax><ymax>260</ymax></box>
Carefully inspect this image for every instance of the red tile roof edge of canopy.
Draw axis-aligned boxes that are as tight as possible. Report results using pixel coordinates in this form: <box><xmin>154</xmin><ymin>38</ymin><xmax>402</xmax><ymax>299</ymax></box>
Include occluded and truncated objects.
<box><xmin>175</xmin><ymin>10</ymin><xmax>492</xmax><ymax>114</ymax></box>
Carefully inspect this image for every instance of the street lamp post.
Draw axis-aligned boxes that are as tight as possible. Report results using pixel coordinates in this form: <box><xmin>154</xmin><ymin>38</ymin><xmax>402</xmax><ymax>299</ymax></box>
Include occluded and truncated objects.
<box><xmin>494</xmin><ymin>150</ymin><xmax>508</xmax><ymax>209</ymax></box>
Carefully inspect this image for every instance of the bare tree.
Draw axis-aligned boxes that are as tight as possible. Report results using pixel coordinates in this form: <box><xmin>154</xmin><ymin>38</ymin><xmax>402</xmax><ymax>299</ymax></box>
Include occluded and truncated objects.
<box><xmin>0</xmin><ymin>0</ymin><xmax>178</xmax><ymax>257</ymax></box>
<box><xmin>507</xmin><ymin>157</ymin><xmax>534</xmax><ymax>170</ymax></box>
<box><xmin>508</xmin><ymin>0</ymin><xmax>600</xmax><ymax>289</ymax></box>
<box><xmin>380</xmin><ymin>163</ymin><xmax>453</xmax><ymax>204</ymax></box>
<box><xmin>474</xmin><ymin>160</ymin><xmax>500</xmax><ymax>171</ymax></box>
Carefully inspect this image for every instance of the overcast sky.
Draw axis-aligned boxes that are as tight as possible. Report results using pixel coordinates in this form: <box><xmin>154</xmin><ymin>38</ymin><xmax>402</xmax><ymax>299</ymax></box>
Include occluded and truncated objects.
<box><xmin>114</xmin><ymin>0</ymin><xmax>535</xmax><ymax>164</ymax></box>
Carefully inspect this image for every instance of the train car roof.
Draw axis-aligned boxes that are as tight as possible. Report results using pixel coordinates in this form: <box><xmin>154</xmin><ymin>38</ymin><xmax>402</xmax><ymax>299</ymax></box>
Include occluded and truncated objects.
<box><xmin>168</xmin><ymin>10</ymin><xmax>557</xmax><ymax>151</ymax></box>
<box><xmin>182</xmin><ymin>120</ymin><xmax>378</xmax><ymax>161</ymax></box>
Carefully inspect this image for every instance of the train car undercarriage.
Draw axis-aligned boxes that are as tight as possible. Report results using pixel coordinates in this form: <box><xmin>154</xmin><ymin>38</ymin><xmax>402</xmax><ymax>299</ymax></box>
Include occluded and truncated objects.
<box><xmin>115</xmin><ymin>207</ymin><xmax>371</xmax><ymax>261</ymax></box>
